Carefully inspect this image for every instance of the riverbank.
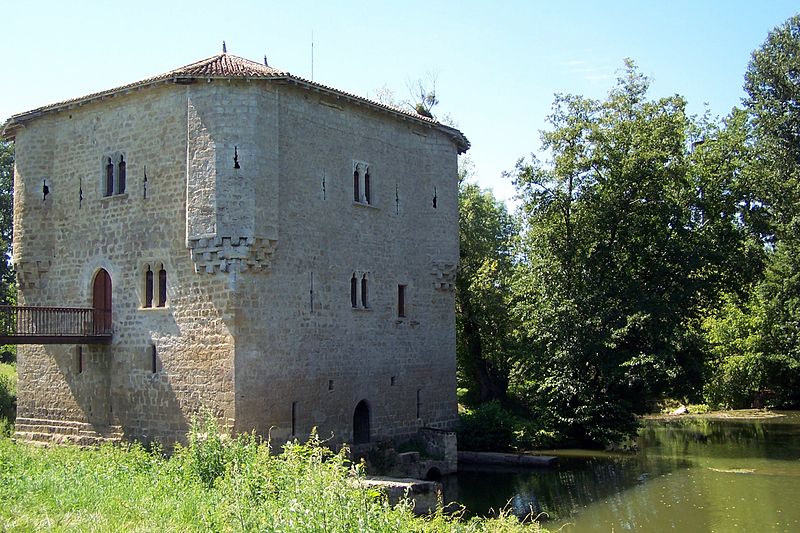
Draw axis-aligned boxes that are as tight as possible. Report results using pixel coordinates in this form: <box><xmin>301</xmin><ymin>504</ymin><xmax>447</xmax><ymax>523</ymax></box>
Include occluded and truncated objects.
<box><xmin>0</xmin><ymin>419</ymin><xmax>545</xmax><ymax>532</ymax></box>
<box><xmin>643</xmin><ymin>407</ymin><xmax>787</xmax><ymax>421</ymax></box>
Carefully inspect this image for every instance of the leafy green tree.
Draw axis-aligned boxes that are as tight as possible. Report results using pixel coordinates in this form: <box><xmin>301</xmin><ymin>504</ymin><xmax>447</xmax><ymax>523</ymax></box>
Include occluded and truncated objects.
<box><xmin>456</xmin><ymin>166</ymin><xmax>517</xmax><ymax>405</ymax></box>
<box><xmin>510</xmin><ymin>62</ymin><xmax>758</xmax><ymax>445</ymax></box>
<box><xmin>744</xmin><ymin>13</ymin><xmax>800</xmax><ymax>237</ymax></box>
<box><xmin>0</xmin><ymin>141</ymin><xmax>12</xmax><ymax>301</ymax></box>
<box><xmin>0</xmin><ymin>141</ymin><xmax>15</xmax><ymax>363</ymax></box>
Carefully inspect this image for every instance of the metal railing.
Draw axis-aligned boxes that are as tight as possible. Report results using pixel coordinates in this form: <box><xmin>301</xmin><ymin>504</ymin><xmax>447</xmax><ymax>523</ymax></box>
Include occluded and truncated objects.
<box><xmin>0</xmin><ymin>305</ymin><xmax>112</xmax><ymax>341</ymax></box>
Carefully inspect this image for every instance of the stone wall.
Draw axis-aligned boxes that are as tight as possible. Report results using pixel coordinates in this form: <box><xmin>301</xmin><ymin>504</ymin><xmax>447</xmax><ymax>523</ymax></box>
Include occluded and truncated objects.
<box><xmin>13</xmin><ymin>84</ymin><xmax>236</xmax><ymax>445</ymax></box>
<box><xmin>11</xmin><ymin>76</ymin><xmax>460</xmax><ymax>449</ymax></box>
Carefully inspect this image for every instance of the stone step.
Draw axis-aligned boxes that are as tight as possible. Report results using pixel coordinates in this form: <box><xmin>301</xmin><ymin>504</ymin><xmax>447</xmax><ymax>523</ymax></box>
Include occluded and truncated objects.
<box><xmin>13</xmin><ymin>418</ymin><xmax>124</xmax><ymax>447</ymax></box>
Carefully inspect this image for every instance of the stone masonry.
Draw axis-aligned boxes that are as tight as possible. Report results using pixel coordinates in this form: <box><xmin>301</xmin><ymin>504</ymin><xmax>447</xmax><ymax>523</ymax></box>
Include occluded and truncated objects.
<box><xmin>1</xmin><ymin>52</ymin><xmax>468</xmax><ymax>456</ymax></box>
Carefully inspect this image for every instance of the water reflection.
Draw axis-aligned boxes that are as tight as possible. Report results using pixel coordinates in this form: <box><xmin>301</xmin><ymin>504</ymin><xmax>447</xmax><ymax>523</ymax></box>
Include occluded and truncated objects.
<box><xmin>446</xmin><ymin>412</ymin><xmax>800</xmax><ymax>532</ymax></box>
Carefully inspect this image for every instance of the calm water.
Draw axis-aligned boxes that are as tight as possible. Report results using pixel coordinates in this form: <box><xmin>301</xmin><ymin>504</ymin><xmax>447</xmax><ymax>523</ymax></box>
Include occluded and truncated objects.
<box><xmin>443</xmin><ymin>412</ymin><xmax>800</xmax><ymax>532</ymax></box>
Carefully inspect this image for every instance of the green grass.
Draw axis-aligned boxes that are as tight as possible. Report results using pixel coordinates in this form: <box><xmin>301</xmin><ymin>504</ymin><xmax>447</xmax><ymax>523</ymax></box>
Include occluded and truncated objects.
<box><xmin>0</xmin><ymin>416</ymin><xmax>543</xmax><ymax>532</ymax></box>
<box><xmin>0</xmin><ymin>362</ymin><xmax>15</xmax><ymax>430</ymax></box>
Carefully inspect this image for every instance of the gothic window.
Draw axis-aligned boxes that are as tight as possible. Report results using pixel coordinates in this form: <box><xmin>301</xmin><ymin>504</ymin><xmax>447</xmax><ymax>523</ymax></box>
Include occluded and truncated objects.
<box><xmin>158</xmin><ymin>266</ymin><xmax>167</xmax><ymax>307</ymax></box>
<box><xmin>352</xmin><ymin>160</ymin><xmax>372</xmax><ymax>206</ymax></box>
<box><xmin>105</xmin><ymin>158</ymin><xmax>114</xmax><ymax>196</ymax></box>
<box><xmin>144</xmin><ymin>266</ymin><xmax>154</xmax><ymax>308</ymax></box>
<box><xmin>361</xmin><ymin>274</ymin><xmax>369</xmax><ymax>308</ymax></box>
<box><xmin>102</xmin><ymin>152</ymin><xmax>127</xmax><ymax>197</ymax></box>
<box><xmin>143</xmin><ymin>263</ymin><xmax>167</xmax><ymax>308</ymax></box>
<box><xmin>351</xmin><ymin>271</ymin><xmax>371</xmax><ymax>309</ymax></box>
<box><xmin>117</xmin><ymin>155</ymin><xmax>126</xmax><ymax>194</ymax></box>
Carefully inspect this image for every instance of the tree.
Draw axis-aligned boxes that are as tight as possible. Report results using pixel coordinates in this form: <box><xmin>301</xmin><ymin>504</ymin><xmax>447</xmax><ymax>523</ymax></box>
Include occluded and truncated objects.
<box><xmin>510</xmin><ymin>62</ymin><xmax>758</xmax><ymax>445</ymax></box>
<box><xmin>0</xmin><ymin>141</ymin><xmax>13</xmax><ymax>303</ymax></box>
<box><xmin>744</xmin><ymin>14</ymin><xmax>800</xmax><ymax>237</ymax></box>
<box><xmin>456</xmin><ymin>165</ymin><xmax>517</xmax><ymax>406</ymax></box>
<box><xmin>0</xmin><ymin>141</ymin><xmax>14</xmax><ymax>363</ymax></box>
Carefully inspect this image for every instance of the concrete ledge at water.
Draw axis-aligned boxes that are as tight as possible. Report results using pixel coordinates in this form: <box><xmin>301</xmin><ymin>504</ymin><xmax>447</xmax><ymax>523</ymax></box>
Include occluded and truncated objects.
<box><xmin>458</xmin><ymin>451</ymin><xmax>558</xmax><ymax>467</ymax></box>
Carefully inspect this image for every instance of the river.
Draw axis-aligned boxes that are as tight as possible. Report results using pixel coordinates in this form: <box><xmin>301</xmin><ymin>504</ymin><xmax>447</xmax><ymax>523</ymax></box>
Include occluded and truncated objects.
<box><xmin>443</xmin><ymin>411</ymin><xmax>800</xmax><ymax>532</ymax></box>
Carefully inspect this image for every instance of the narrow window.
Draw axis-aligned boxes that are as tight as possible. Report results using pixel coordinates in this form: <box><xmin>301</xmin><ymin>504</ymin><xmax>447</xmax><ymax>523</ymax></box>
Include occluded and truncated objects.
<box><xmin>150</xmin><ymin>344</ymin><xmax>158</xmax><ymax>374</ymax></box>
<box><xmin>328</xmin><ymin>379</ymin><xmax>334</xmax><ymax>391</ymax></box>
<box><xmin>157</xmin><ymin>266</ymin><xmax>167</xmax><ymax>307</ymax></box>
<box><xmin>361</xmin><ymin>274</ymin><xmax>368</xmax><ymax>308</ymax></box>
<box><xmin>353</xmin><ymin>169</ymin><xmax>360</xmax><ymax>202</ymax></box>
<box><xmin>76</xmin><ymin>346</ymin><xmax>84</xmax><ymax>374</ymax></box>
<box><xmin>351</xmin><ymin>274</ymin><xmax>358</xmax><ymax>308</ymax></box>
<box><xmin>105</xmin><ymin>157</ymin><xmax>114</xmax><ymax>196</ymax></box>
<box><xmin>118</xmin><ymin>155</ymin><xmax>126</xmax><ymax>194</ymax></box>
<box><xmin>416</xmin><ymin>389</ymin><xmax>422</xmax><ymax>418</ymax></box>
<box><xmin>364</xmin><ymin>169</ymin><xmax>371</xmax><ymax>204</ymax></box>
<box><xmin>144</xmin><ymin>266</ymin><xmax>154</xmax><ymax>308</ymax></box>
<box><xmin>291</xmin><ymin>401</ymin><xmax>297</xmax><ymax>436</ymax></box>
<box><xmin>391</xmin><ymin>376</ymin><xmax>396</xmax><ymax>386</ymax></box>
<box><xmin>398</xmin><ymin>284</ymin><xmax>406</xmax><ymax>318</ymax></box>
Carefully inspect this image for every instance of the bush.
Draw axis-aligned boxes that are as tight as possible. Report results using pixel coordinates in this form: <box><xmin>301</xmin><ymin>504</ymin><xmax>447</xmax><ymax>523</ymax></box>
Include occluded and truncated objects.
<box><xmin>0</xmin><ymin>371</ymin><xmax>15</xmax><ymax>422</ymax></box>
<box><xmin>704</xmin><ymin>353</ymin><xmax>800</xmax><ymax>409</ymax></box>
<box><xmin>458</xmin><ymin>401</ymin><xmax>518</xmax><ymax>452</ymax></box>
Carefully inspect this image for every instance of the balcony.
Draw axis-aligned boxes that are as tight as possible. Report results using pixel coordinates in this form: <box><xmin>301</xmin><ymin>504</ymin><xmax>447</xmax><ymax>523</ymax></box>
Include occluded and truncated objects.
<box><xmin>0</xmin><ymin>306</ymin><xmax>112</xmax><ymax>344</ymax></box>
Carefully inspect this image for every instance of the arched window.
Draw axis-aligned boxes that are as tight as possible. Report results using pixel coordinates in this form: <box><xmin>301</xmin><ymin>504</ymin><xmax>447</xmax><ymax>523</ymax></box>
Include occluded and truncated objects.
<box><xmin>351</xmin><ymin>273</ymin><xmax>358</xmax><ymax>308</ymax></box>
<box><xmin>353</xmin><ymin>400</ymin><xmax>370</xmax><ymax>444</ymax></box>
<box><xmin>361</xmin><ymin>274</ymin><xmax>368</xmax><ymax>308</ymax></box>
<box><xmin>92</xmin><ymin>269</ymin><xmax>112</xmax><ymax>334</ymax></box>
<box><xmin>158</xmin><ymin>266</ymin><xmax>167</xmax><ymax>307</ymax></box>
<box><xmin>364</xmin><ymin>169</ymin><xmax>371</xmax><ymax>204</ymax></box>
<box><xmin>144</xmin><ymin>266</ymin><xmax>154</xmax><ymax>308</ymax></box>
<box><xmin>353</xmin><ymin>169</ymin><xmax>360</xmax><ymax>202</ymax></box>
<box><xmin>105</xmin><ymin>158</ymin><xmax>114</xmax><ymax>196</ymax></box>
<box><xmin>102</xmin><ymin>152</ymin><xmax>127</xmax><ymax>197</ymax></box>
<box><xmin>117</xmin><ymin>155</ymin><xmax>126</xmax><ymax>194</ymax></box>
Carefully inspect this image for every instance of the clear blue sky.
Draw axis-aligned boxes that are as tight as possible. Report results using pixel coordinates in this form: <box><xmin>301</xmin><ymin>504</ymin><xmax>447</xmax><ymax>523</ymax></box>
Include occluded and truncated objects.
<box><xmin>2</xmin><ymin>1</ymin><xmax>797</xmax><ymax>202</ymax></box>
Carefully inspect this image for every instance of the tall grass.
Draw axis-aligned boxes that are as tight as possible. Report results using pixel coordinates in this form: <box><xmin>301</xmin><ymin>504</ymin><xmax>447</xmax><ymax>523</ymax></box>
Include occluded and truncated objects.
<box><xmin>0</xmin><ymin>362</ymin><xmax>15</xmax><ymax>432</ymax></box>
<box><xmin>0</xmin><ymin>416</ymin><xmax>542</xmax><ymax>532</ymax></box>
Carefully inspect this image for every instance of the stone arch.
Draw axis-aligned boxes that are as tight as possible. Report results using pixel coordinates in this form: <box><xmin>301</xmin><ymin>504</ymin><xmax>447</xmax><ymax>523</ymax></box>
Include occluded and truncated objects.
<box><xmin>353</xmin><ymin>399</ymin><xmax>370</xmax><ymax>444</ymax></box>
<box><xmin>92</xmin><ymin>268</ymin><xmax>112</xmax><ymax>334</ymax></box>
<box><xmin>424</xmin><ymin>467</ymin><xmax>442</xmax><ymax>482</ymax></box>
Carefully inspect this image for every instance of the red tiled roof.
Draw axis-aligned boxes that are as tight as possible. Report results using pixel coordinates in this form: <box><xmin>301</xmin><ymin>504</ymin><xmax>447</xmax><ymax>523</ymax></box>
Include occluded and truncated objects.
<box><xmin>1</xmin><ymin>52</ymin><xmax>469</xmax><ymax>153</ymax></box>
<box><xmin>166</xmin><ymin>53</ymin><xmax>287</xmax><ymax>78</ymax></box>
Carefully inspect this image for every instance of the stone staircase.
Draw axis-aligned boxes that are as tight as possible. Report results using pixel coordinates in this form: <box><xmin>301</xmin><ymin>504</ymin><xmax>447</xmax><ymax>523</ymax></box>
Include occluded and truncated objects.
<box><xmin>14</xmin><ymin>417</ymin><xmax>124</xmax><ymax>446</ymax></box>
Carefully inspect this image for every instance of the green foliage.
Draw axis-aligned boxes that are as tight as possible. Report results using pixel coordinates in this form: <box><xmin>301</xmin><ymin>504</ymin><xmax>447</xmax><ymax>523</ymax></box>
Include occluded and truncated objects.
<box><xmin>744</xmin><ymin>14</ymin><xmax>800</xmax><ymax>237</ymax></box>
<box><xmin>0</xmin><ymin>363</ymin><xmax>15</xmax><ymax>423</ymax></box>
<box><xmin>458</xmin><ymin>401</ymin><xmax>557</xmax><ymax>452</ymax></box>
<box><xmin>457</xmin><ymin>168</ymin><xmax>518</xmax><ymax>406</ymax></box>
<box><xmin>458</xmin><ymin>401</ymin><xmax>517</xmax><ymax>452</ymax></box>
<box><xmin>0</xmin><ymin>422</ymin><xmax>543</xmax><ymax>532</ymax></box>
<box><xmin>0</xmin><ymin>141</ymin><xmax>14</xmax><ymax>307</ymax></box>
<box><xmin>508</xmin><ymin>61</ymin><xmax>760</xmax><ymax>446</ymax></box>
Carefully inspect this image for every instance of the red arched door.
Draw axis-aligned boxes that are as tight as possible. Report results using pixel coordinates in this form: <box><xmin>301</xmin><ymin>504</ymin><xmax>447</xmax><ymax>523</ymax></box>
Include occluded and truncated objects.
<box><xmin>92</xmin><ymin>269</ymin><xmax>112</xmax><ymax>334</ymax></box>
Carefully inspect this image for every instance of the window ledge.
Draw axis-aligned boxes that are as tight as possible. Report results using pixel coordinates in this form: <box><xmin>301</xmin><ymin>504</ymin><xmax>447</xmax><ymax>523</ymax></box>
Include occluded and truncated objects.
<box><xmin>352</xmin><ymin>201</ymin><xmax>378</xmax><ymax>210</ymax></box>
<box><xmin>139</xmin><ymin>306</ymin><xmax>170</xmax><ymax>312</ymax></box>
<box><xmin>352</xmin><ymin>306</ymin><xmax>372</xmax><ymax>312</ymax></box>
<box><xmin>101</xmin><ymin>193</ymin><xmax>129</xmax><ymax>202</ymax></box>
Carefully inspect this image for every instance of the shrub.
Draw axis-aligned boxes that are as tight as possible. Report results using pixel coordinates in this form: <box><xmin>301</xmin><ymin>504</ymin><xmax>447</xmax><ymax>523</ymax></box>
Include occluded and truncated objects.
<box><xmin>704</xmin><ymin>352</ymin><xmax>800</xmax><ymax>409</ymax></box>
<box><xmin>458</xmin><ymin>401</ymin><xmax>518</xmax><ymax>452</ymax></box>
<box><xmin>0</xmin><ymin>371</ymin><xmax>15</xmax><ymax>423</ymax></box>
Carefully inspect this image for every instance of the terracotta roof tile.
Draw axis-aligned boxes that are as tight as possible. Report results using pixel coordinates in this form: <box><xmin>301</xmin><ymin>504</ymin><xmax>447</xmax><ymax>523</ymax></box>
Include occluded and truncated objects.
<box><xmin>2</xmin><ymin>52</ymin><xmax>469</xmax><ymax>152</ymax></box>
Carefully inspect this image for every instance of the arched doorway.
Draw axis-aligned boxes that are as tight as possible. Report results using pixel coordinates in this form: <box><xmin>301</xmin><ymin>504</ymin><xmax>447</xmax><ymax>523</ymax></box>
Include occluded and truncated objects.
<box><xmin>353</xmin><ymin>400</ymin><xmax>370</xmax><ymax>444</ymax></box>
<box><xmin>92</xmin><ymin>269</ymin><xmax>112</xmax><ymax>334</ymax></box>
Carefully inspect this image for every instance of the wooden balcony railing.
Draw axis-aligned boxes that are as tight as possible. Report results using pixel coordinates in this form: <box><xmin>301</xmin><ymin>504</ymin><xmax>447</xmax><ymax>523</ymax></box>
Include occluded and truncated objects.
<box><xmin>0</xmin><ymin>306</ymin><xmax>112</xmax><ymax>344</ymax></box>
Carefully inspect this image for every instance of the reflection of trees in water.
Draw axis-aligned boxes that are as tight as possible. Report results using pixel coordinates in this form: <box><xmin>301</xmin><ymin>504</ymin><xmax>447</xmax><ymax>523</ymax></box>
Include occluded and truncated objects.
<box><xmin>448</xmin><ymin>417</ymin><xmax>800</xmax><ymax>522</ymax></box>
<box><xmin>640</xmin><ymin>418</ymin><xmax>800</xmax><ymax>462</ymax></box>
<box><xmin>450</xmin><ymin>454</ymin><xmax>684</xmax><ymax>521</ymax></box>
